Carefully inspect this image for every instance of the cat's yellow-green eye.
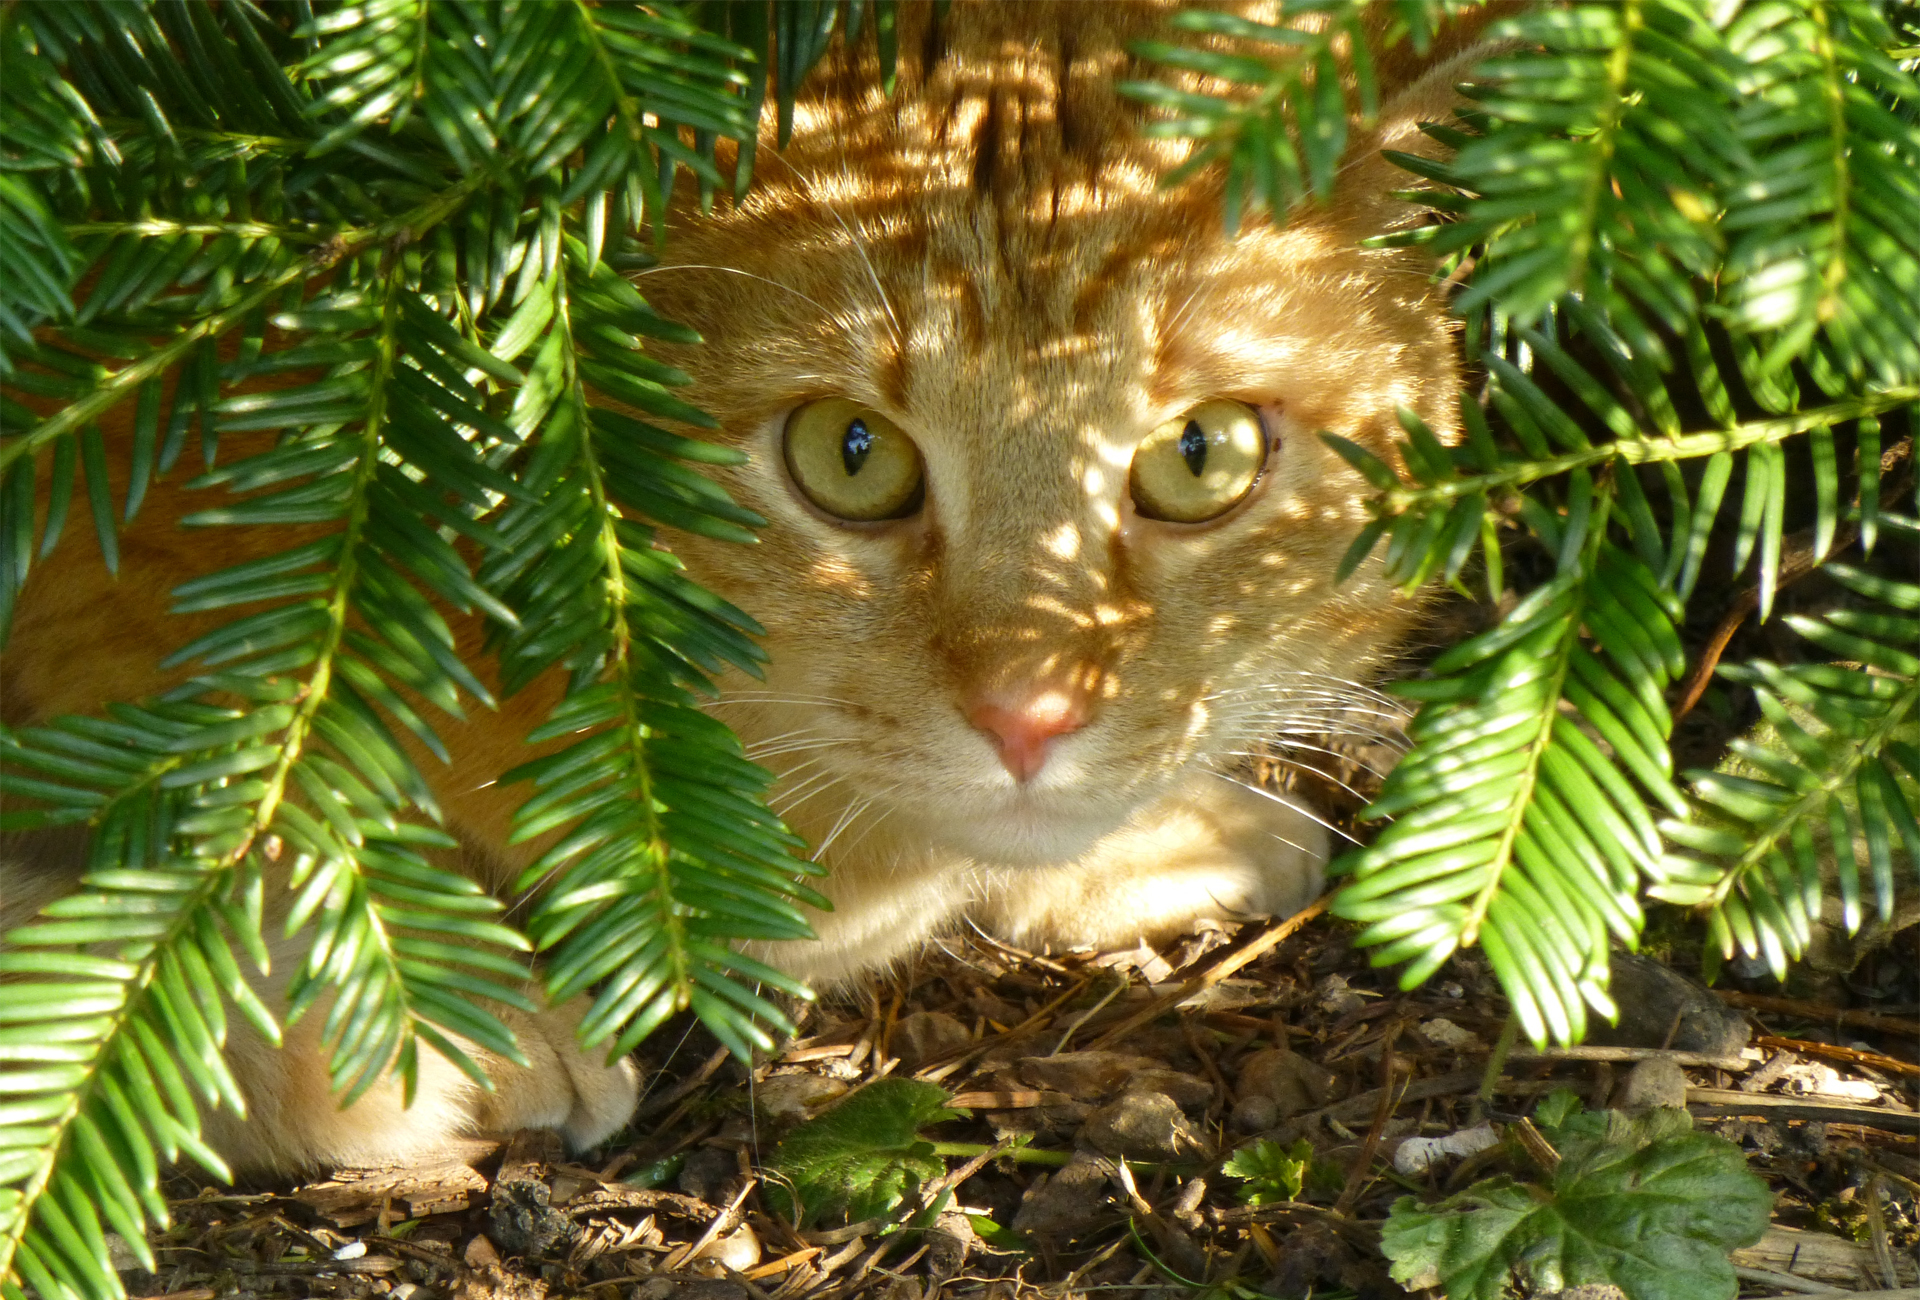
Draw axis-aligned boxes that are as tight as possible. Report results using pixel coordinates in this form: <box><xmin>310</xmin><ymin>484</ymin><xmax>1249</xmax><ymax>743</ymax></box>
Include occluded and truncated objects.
<box><xmin>1130</xmin><ymin>400</ymin><xmax>1268</xmax><ymax>523</ymax></box>
<box><xmin>783</xmin><ymin>398</ymin><xmax>925</xmax><ymax>521</ymax></box>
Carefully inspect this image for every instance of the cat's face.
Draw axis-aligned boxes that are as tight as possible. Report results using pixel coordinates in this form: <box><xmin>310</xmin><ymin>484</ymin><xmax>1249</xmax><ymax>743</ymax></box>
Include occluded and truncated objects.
<box><xmin>641</xmin><ymin>2</ymin><xmax>1461</xmax><ymax>869</ymax></box>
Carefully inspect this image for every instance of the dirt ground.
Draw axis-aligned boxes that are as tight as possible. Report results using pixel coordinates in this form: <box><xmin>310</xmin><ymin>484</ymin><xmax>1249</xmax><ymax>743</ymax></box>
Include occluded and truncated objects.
<box><xmin>114</xmin><ymin>902</ymin><xmax>1919</xmax><ymax>1300</ymax></box>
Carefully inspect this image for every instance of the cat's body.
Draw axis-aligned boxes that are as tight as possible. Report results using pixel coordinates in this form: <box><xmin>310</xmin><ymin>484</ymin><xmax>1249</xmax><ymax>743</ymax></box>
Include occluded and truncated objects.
<box><xmin>1</xmin><ymin>2</ymin><xmax>1471</xmax><ymax>1173</ymax></box>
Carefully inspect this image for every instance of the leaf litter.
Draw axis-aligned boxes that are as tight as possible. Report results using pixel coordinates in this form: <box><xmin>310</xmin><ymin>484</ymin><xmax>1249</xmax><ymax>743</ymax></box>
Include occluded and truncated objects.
<box><xmin>112</xmin><ymin>912</ymin><xmax>1918</xmax><ymax>1300</ymax></box>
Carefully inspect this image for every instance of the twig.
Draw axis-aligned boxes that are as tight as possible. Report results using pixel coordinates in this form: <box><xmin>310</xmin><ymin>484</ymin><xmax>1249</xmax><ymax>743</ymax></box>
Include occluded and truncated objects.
<box><xmin>1089</xmin><ymin>895</ymin><xmax>1330</xmax><ymax>1051</ymax></box>
<box><xmin>660</xmin><ymin>1177</ymin><xmax>756</xmax><ymax>1272</ymax></box>
<box><xmin>1510</xmin><ymin>1045</ymin><xmax>1751</xmax><ymax>1072</ymax></box>
<box><xmin>1754</xmin><ymin>1035</ymin><xmax>1920</xmax><ymax>1079</ymax></box>
<box><xmin>1687</xmin><ymin>1088</ymin><xmax>1920</xmax><ymax>1134</ymax></box>
<box><xmin>1335</xmin><ymin>1023</ymin><xmax>1403</xmax><ymax>1215</ymax></box>
<box><xmin>1712</xmin><ymin>992</ymin><xmax>1920</xmax><ymax>1039</ymax></box>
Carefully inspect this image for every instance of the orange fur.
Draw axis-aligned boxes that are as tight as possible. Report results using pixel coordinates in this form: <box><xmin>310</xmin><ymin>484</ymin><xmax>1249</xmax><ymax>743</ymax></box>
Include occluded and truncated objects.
<box><xmin>1</xmin><ymin>1</ymin><xmax>1471</xmax><ymax>1173</ymax></box>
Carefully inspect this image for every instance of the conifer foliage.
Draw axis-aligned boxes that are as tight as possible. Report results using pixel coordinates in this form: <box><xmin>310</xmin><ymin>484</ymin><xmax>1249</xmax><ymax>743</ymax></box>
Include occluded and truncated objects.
<box><xmin>0</xmin><ymin>4</ymin><xmax>879</xmax><ymax>1294</ymax></box>
<box><xmin>1132</xmin><ymin>0</ymin><xmax>1919</xmax><ymax>1044</ymax></box>
<box><xmin>0</xmin><ymin>3</ymin><xmax>1917</xmax><ymax>1298</ymax></box>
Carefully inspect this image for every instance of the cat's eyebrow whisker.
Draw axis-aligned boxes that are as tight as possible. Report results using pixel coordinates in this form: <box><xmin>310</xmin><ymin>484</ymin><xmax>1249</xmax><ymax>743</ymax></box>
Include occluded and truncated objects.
<box><xmin>1207</xmin><ymin>770</ymin><xmax>1365</xmax><ymax>846</ymax></box>
<box><xmin>632</xmin><ymin>264</ymin><xmax>836</xmax><ymax>317</ymax></box>
<box><xmin>755</xmin><ymin>148</ymin><xmax>905</xmax><ymax>351</ymax></box>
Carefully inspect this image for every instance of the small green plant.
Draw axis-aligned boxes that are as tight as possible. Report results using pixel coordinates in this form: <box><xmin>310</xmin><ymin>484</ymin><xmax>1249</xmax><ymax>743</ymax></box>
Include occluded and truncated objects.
<box><xmin>1221</xmin><ymin>1137</ymin><xmax>1315</xmax><ymax>1206</ymax></box>
<box><xmin>1380</xmin><ymin>1095</ymin><xmax>1771</xmax><ymax>1300</ymax></box>
<box><xmin>764</xmin><ymin>1079</ymin><xmax>962</xmax><ymax>1228</ymax></box>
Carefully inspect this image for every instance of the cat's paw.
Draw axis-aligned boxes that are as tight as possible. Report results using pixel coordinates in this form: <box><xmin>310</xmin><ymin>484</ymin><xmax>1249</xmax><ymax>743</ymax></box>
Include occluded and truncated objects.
<box><xmin>973</xmin><ymin>774</ymin><xmax>1329</xmax><ymax>952</ymax></box>
<box><xmin>210</xmin><ymin>995</ymin><xmax>639</xmax><ymax>1174</ymax></box>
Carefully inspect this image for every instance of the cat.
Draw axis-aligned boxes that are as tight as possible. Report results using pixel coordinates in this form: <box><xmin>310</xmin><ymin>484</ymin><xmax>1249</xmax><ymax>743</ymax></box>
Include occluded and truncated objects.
<box><xmin>0</xmin><ymin>1</ymin><xmax>1476</xmax><ymax>1174</ymax></box>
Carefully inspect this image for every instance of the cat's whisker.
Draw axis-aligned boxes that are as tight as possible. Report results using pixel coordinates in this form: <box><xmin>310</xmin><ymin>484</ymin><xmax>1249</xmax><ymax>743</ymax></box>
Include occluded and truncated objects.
<box><xmin>755</xmin><ymin>148</ymin><xmax>906</xmax><ymax>350</ymax></box>
<box><xmin>745</xmin><ymin>736</ymin><xmax>847</xmax><ymax>761</ymax></box>
<box><xmin>771</xmin><ymin>767</ymin><xmax>852</xmax><ymax>818</ymax></box>
<box><xmin>710</xmin><ymin>690</ymin><xmax>865</xmax><ymax>709</ymax></box>
<box><xmin>1223</xmin><ymin>704</ymin><xmax>1412</xmax><ymax>734</ymax></box>
<box><xmin>1213</xmin><ymin>747</ymin><xmax>1385</xmax><ymax>802</ymax></box>
<box><xmin>1206</xmin><ymin>770</ymin><xmax>1365</xmax><ymax>847</ymax></box>
<box><xmin>632</xmin><ymin>264</ymin><xmax>836</xmax><ymax>317</ymax></box>
<box><xmin>810</xmin><ymin>796</ymin><xmax>874</xmax><ymax>861</ymax></box>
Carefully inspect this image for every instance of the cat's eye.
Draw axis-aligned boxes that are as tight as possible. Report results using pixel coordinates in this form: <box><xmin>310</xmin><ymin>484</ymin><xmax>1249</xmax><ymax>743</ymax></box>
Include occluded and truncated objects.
<box><xmin>1129</xmin><ymin>400</ymin><xmax>1268</xmax><ymax>523</ymax></box>
<box><xmin>783</xmin><ymin>398</ymin><xmax>925</xmax><ymax>521</ymax></box>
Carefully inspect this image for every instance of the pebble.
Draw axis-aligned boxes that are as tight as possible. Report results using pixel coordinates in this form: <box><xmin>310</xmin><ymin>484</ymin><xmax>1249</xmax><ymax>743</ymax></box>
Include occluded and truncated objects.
<box><xmin>754</xmin><ymin>1071</ymin><xmax>849</xmax><ymax>1121</ymax></box>
<box><xmin>1230</xmin><ymin>1094</ymin><xmax>1279</xmax><ymax>1133</ymax></box>
<box><xmin>693</xmin><ymin>1224</ymin><xmax>761</xmax><ymax>1273</ymax></box>
<box><xmin>892</xmin><ymin>1011</ymin><xmax>972</xmax><ymax>1069</ymax></box>
<box><xmin>1235</xmin><ymin>1047</ymin><xmax>1338</xmax><ymax>1117</ymax></box>
<box><xmin>1588</xmin><ymin>951</ymin><xmax>1749</xmax><ymax>1057</ymax></box>
<box><xmin>1010</xmin><ymin>1151</ymin><xmax>1113</xmax><ymax>1242</ymax></box>
<box><xmin>1615</xmin><ymin>1057</ymin><xmax>1689</xmax><ymax>1112</ymax></box>
<box><xmin>1081</xmin><ymin>1089</ymin><xmax>1214</xmax><ymax>1162</ymax></box>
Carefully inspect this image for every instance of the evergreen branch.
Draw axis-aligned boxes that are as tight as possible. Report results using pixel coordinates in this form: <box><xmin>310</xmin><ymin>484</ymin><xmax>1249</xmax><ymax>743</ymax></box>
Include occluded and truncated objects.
<box><xmin>60</xmin><ymin>220</ymin><xmax>329</xmax><ymax>244</ymax></box>
<box><xmin>0</xmin><ymin>173</ymin><xmax>487</xmax><ymax>474</ymax></box>
<box><xmin>0</xmin><ymin>859</ymin><xmax>248</xmax><ymax>1296</ymax></box>
<box><xmin>1657</xmin><ymin>564</ymin><xmax>1920</xmax><ymax>974</ymax></box>
<box><xmin>1370</xmin><ymin>388</ymin><xmax>1918</xmax><ymax>516</ymax></box>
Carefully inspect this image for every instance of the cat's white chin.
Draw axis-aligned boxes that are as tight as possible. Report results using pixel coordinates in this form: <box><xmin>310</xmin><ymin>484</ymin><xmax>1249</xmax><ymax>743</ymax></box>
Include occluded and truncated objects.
<box><xmin>922</xmin><ymin>789</ymin><xmax>1137</xmax><ymax>867</ymax></box>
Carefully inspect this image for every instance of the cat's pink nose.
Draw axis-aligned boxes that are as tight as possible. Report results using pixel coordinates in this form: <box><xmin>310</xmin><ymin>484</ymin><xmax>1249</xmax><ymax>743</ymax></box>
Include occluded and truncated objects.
<box><xmin>967</xmin><ymin>694</ymin><xmax>1089</xmax><ymax>783</ymax></box>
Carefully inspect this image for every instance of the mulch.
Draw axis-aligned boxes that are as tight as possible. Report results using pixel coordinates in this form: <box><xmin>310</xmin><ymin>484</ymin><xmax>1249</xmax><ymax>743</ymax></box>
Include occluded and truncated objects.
<box><xmin>112</xmin><ymin>906</ymin><xmax>1919</xmax><ymax>1300</ymax></box>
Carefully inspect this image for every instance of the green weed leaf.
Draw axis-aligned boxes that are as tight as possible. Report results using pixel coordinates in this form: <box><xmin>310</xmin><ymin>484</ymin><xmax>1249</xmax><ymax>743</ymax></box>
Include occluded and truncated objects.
<box><xmin>766</xmin><ymin>1079</ymin><xmax>962</xmax><ymax>1227</ymax></box>
<box><xmin>1222</xmin><ymin>1138</ymin><xmax>1313</xmax><ymax>1206</ymax></box>
<box><xmin>1381</xmin><ymin>1108</ymin><xmax>1771</xmax><ymax>1300</ymax></box>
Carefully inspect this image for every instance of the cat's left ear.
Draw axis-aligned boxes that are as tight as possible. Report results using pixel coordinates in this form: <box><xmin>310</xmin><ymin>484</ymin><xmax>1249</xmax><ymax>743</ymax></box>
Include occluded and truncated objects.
<box><xmin>1330</xmin><ymin>35</ymin><xmax>1502</xmax><ymax>241</ymax></box>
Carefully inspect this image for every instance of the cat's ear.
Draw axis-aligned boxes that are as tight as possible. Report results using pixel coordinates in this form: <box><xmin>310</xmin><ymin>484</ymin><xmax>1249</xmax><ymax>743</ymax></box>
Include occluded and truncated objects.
<box><xmin>1329</xmin><ymin>30</ymin><xmax>1504</xmax><ymax>241</ymax></box>
<box><xmin>1328</xmin><ymin>46</ymin><xmax>1487</xmax><ymax>241</ymax></box>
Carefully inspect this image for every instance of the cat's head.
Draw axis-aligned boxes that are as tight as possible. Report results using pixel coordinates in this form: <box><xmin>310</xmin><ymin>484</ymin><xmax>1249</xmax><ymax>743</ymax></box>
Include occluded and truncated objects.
<box><xmin>640</xmin><ymin>1</ymin><xmax>1469</xmax><ymax>869</ymax></box>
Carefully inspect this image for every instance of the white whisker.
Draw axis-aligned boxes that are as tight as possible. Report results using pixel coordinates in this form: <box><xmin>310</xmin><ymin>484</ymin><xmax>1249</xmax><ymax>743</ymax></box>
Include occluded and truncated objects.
<box><xmin>1208</xmin><ymin>770</ymin><xmax>1365</xmax><ymax>847</ymax></box>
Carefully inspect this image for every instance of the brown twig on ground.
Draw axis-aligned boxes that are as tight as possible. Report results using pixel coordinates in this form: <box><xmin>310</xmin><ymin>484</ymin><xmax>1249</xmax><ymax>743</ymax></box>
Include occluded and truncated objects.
<box><xmin>1754</xmin><ymin>1035</ymin><xmax>1920</xmax><ymax>1078</ymax></box>
<box><xmin>1687</xmin><ymin>1088</ymin><xmax>1920</xmax><ymax>1134</ymax></box>
<box><xmin>1712</xmin><ymin>991</ymin><xmax>1920</xmax><ymax>1039</ymax></box>
<box><xmin>1089</xmin><ymin>895</ymin><xmax>1330</xmax><ymax>1051</ymax></box>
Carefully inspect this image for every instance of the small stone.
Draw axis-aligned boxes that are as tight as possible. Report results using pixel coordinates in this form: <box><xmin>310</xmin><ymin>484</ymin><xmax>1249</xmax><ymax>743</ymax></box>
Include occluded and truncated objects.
<box><xmin>1132</xmin><ymin>1069</ymin><xmax>1214</xmax><ymax>1111</ymax></box>
<box><xmin>1010</xmin><ymin>1152</ymin><xmax>1113</xmax><ymax>1242</ymax></box>
<box><xmin>464</xmin><ymin>1235</ymin><xmax>502</xmax><ymax>1267</ymax></box>
<box><xmin>755</xmin><ymin>1072</ymin><xmax>848</xmax><ymax>1121</ymax></box>
<box><xmin>103</xmin><ymin>1234</ymin><xmax>141</xmax><ymax>1273</ymax></box>
<box><xmin>1017</xmin><ymin>1051</ymin><xmax>1163</xmax><ymax>1102</ymax></box>
<box><xmin>1314</xmin><ymin>974</ymin><xmax>1368</xmax><ymax>1017</ymax></box>
<box><xmin>1588</xmin><ymin>951</ymin><xmax>1749</xmax><ymax>1057</ymax></box>
<box><xmin>1615</xmin><ymin>1058</ymin><xmax>1688</xmax><ymax>1111</ymax></box>
<box><xmin>676</xmin><ymin>1146</ymin><xmax>738</xmax><ymax>1203</ymax></box>
<box><xmin>1235</xmin><ymin>1048</ymin><xmax>1338</xmax><ymax>1117</ymax></box>
<box><xmin>892</xmin><ymin>1012</ymin><xmax>972</xmax><ymax>1069</ymax></box>
<box><xmin>1230</xmin><ymin>1094</ymin><xmax>1279</xmax><ymax>1133</ymax></box>
<box><xmin>925</xmin><ymin>1212</ymin><xmax>975</xmax><ymax>1279</ymax></box>
<box><xmin>1420</xmin><ymin>1017</ymin><xmax>1480</xmax><ymax>1051</ymax></box>
<box><xmin>1081</xmin><ymin>1090</ymin><xmax>1214</xmax><ymax>1162</ymax></box>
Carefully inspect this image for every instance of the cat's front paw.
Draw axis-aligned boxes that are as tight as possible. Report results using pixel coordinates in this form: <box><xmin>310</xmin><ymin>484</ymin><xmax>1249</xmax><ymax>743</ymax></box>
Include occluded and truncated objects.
<box><xmin>210</xmin><ymin>994</ymin><xmax>638</xmax><ymax>1174</ymax></box>
<box><xmin>973</xmin><ymin>774</ymin><xmax>1330</xmax><ymax>952</ymax></box>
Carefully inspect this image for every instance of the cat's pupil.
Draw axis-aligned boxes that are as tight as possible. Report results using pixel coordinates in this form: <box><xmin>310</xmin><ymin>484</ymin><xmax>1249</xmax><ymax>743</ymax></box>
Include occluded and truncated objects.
<box><xmin>842</xmin><ymin>418</ymin><xmax>873</xmax><ymax>476</ymax></box>
<box><xmin>1178</xmin><ymin>420</ymin><xmax>1207</xmax><ymax>476</ymax></box>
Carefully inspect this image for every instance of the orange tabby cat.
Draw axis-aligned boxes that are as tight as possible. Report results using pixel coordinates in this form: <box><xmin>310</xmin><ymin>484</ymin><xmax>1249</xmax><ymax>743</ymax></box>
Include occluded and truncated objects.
<box><xmin>1</xmin><ymin>1</ymin><xmax>1474</xmax><ymax>1172</ymax></box>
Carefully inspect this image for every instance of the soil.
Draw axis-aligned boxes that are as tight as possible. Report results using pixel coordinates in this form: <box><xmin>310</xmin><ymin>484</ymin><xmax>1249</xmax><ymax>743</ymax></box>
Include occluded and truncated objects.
<box><xmin>113</xmin><ymin>910</ymin><xmax>1919</xmax><ymax>1300</ymax></box>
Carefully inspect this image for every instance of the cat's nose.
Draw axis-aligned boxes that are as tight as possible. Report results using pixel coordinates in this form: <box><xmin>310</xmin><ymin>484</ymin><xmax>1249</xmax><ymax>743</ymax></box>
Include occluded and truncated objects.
<box><xmin>967</xmin><ymin>694</ymin><xmax>1089</xmax><ymax>783</ymax></box>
